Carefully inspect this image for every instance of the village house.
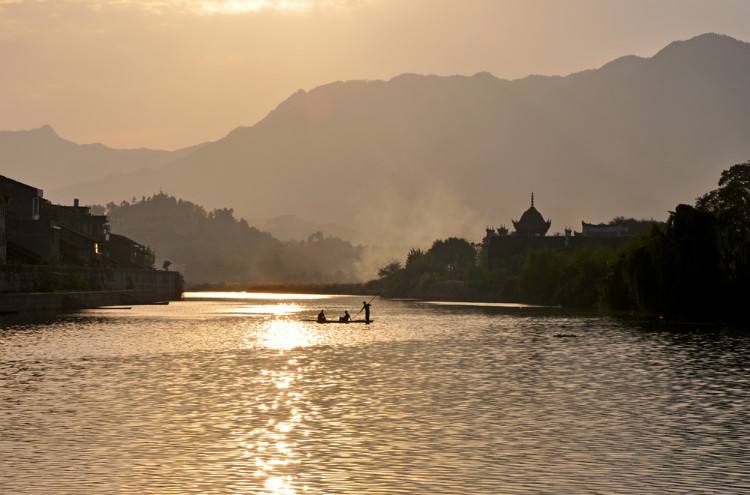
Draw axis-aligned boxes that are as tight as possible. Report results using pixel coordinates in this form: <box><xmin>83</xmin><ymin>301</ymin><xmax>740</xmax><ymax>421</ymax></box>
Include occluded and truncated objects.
<box><xmin>0</xmin><ymin>175</ymin><xmax>181</xmax><ymax>305</ymax></box>
<box><xmin>0</xmin><ymin>175</ymin><xmax>59</xmax><ymax>264</ymax></box>
<box><xmin>108</xmin><ymin>233</ymin><xmax>155</xmax><ymax>269</ymax></box>
<box><xmin>41</xmin><ymin>198</ymin><xmax>110</xmax><ymax>266</ymax></box>
<box><xmin>0</xmin><ymin>175</ymin><xmax>154</xmax><ymax>269</ymax></box>
<box><xmin>42</xmin><ymin>198</ymin><xmax>110</xmax><ymax>243</ymax></box>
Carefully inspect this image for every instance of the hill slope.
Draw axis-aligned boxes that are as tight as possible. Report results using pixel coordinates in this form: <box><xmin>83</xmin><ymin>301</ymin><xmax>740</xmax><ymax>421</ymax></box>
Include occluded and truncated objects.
<box><xmin>103</xmin><ymin>193</ymin><xmax>363</xmax><ymax>284</ymax></box>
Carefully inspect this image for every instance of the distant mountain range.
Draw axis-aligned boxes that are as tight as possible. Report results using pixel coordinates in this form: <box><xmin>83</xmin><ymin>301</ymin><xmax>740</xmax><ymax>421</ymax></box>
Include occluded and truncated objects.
<box><xmin>0</xmin><ymin>125</ymin><xmax>205</xmax><ymax>192</ymax></box>
<box><xmin>4</xmin><ymin>33</ymin><xmax>750</xmax><ymax>246</ymax></box>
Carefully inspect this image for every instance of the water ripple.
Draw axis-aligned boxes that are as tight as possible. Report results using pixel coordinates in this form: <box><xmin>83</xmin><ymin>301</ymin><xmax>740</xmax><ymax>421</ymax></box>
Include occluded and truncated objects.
<box><xmin>1</xmin><ymin>294</ymin><xmax>749</xmax><ymax>493</ymax></box>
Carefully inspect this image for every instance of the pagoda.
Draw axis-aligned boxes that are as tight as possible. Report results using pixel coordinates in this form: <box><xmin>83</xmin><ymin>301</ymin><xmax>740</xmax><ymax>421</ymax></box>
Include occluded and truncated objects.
<box><xmin>512</xmin><ymin>193</ymin><xmax>551</xmax><ymax>237</ymax></box>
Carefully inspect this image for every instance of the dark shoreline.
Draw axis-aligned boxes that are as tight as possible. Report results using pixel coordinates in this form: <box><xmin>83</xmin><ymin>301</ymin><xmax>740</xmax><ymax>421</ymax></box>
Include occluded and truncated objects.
<box><xmin>1</xmin><ymin>285</ymin><xmax>746</xmax><ymax>330</ymax></box>
<box><xmin>183</xmin><ymin>282</ymin><xmax>750</xmax><ymax>327</ymax></box>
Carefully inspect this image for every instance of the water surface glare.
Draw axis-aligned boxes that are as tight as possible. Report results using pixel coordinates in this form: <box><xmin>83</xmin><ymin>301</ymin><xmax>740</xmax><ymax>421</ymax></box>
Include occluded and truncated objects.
<box><xmin>1</xmin><ymin>293</ymin><xmax>749</xmax><ymax>493</ymax></box>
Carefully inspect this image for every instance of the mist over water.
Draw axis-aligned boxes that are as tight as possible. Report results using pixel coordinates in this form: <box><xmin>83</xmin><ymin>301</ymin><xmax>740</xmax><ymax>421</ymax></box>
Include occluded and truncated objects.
<box><xmin>353</xmin><ymin>183</ymin><xmax>485</xmax><ymax>278</ymax></box>
<box><xmin>2</xmin><ymin>293</ymin><xmax>749</xmax><ymax>494</ymax></box>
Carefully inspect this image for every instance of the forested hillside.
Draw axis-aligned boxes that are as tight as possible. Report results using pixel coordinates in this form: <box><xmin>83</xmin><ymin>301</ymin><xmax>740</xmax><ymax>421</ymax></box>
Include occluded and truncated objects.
<box><xmin>101</xmin><ymin>194</ymin><xmax>362</xmax><ymax>284</ymax></box>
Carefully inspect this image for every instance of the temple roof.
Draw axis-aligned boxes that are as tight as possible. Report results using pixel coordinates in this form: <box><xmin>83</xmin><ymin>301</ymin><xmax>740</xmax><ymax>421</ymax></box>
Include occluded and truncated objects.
<box><xmin>512</xmin><ymin>193</ymin><xmax>551</xmax><ymax>236</ymax></box>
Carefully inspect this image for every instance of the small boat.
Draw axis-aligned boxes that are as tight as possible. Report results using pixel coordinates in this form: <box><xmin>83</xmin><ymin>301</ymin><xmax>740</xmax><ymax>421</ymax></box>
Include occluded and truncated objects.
<box><xmin>301</xmin><ymin>319</ymin><xmax>373</xmax><ymax>324</ymax></box>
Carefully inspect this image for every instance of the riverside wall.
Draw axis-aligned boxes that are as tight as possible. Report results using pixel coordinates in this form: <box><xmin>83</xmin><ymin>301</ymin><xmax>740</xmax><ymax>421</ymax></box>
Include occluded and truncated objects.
<box><xmin>0</xmin><ymin>265</ymin><xmax>183</xmax><ymax>313</ymax></box>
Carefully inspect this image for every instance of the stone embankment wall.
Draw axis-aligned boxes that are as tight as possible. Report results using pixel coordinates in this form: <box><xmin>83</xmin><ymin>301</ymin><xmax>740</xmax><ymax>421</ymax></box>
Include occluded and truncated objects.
<box><xmin>0</xmin><ymin>265</ymin><xmax>183</xmax><ymax>312</ymax></box>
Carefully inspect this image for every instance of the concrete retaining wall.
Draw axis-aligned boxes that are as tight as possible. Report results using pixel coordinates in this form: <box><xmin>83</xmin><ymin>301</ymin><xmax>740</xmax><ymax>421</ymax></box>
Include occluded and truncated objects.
<box><xmin>0</xmin><ymin>265</ymin><xmax>183</xmax><ymax>313</ymax></box>
<box><xmin>0</xmin><ymin>290</ymin><xmax>164</xmax><ymax>312</ymax></box>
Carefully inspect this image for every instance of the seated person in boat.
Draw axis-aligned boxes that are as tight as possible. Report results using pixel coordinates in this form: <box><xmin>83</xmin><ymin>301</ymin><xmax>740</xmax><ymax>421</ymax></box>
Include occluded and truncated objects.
<box><xmin>339</xmin><ymin>310</ymin><xmax>351</xmax><ymax>322</ymax></box>
<box><xmin>317</xmin><ymin>310</ymin><xmax>327</xmax><ymax>323</ymax></box>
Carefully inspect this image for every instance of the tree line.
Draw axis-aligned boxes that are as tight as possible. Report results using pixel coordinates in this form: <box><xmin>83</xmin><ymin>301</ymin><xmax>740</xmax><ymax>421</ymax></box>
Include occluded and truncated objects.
<box><xmin>373</xmin><ymin>162</ymin><xmax>750</xmax><ymax>321</ymax></box>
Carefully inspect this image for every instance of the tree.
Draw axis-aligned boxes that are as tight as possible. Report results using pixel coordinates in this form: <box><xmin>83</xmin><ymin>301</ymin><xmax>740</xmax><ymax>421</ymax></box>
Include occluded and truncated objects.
<box><xmin>406</xmin><ymin>248</ymin><xmax>426</xmax><ymax>269</ymax></box>
<box><xmin>697</xmin><ymin>161</ymin><xmax>750</xmax><ymax>217</ymax></box>
<box><xmin>696</xmin><ymin>160</ymin><xmax>750</xmax><ymax>310</ymax></box>
<box><xmin>617</xmin><ymin>205</ymin><xmax>721</xmax><ymax>317</ymax></box>
<box><xmin>427</xmin><ymin>237</ymin><xmax>477</xmax><ymax>276</ymax></box>
<box><xmin>378</xmin><ymin>261</ymin><xmax>402</xmax><ymax>279</ymax></box>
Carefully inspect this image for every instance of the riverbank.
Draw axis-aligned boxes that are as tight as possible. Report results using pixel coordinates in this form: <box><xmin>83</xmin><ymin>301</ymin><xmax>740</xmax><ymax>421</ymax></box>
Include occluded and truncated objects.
<box><xmin>0</xmin><ymin>264</ymin><xmax>183</xmax><ymax>314</ymax></box>
<box><xmin>195</xmin><ymin>283</ymin><xmax>750</xmax><ymax>326</ymax></box>
<box><xmin>0</xmin><ymin>289</ymin><xmax>172</xmax><ymax>314</ymax></box>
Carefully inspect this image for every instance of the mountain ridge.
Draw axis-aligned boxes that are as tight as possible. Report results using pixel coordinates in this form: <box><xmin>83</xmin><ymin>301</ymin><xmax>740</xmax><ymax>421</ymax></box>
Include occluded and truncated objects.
<box><xmin>9</xmin><ymin>33</ymin><xmax>750</xmax><ymax>250</ymax></box>
<box><xmin>0</xmin><ymin>125</ymin><xmax>206</xmax><ymax>195</ymax></box>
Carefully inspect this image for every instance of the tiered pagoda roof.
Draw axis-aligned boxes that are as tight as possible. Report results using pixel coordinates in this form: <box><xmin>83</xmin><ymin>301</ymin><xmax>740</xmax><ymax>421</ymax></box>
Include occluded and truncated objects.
<box><xmin>512</xmin><ymin>193</ymin><xmax>551</xmax><ymax>237</ymax></box>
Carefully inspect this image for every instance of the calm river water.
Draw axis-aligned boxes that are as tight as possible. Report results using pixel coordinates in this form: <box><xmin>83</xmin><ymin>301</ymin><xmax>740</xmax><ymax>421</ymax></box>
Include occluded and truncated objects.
<box><xmin>1</xmin><ymin>292</ymin><xmax>749</xmax><ymax>494</ymax></box>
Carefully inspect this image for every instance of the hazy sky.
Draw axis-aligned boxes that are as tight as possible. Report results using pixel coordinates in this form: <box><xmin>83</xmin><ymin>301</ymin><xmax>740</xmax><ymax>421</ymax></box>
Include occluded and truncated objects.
<box><xmin>2</xmin><ymin>0</ymin><xmax>750</xmax><ymax>149</ymax></box>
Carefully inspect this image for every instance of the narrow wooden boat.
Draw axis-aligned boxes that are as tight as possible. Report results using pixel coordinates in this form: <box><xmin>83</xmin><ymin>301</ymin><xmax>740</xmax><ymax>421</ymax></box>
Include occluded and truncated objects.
<box><xmin>301</xmin><ymin>319</ymin><xmax>373</xmax><ymax>324</ymax></box>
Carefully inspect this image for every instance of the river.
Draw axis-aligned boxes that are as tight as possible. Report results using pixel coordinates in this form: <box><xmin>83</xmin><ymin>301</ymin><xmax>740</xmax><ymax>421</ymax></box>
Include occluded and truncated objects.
<box><xmin>1</xmin><ymin>292</ymin><xmax>749</xmax><ymax>494</ymax></box>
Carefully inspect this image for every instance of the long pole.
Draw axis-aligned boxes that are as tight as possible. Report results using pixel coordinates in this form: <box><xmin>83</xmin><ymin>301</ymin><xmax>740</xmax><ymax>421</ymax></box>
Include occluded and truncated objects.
<box><xmin>356</xmin><ymin>294</ymin><xmax>378</xmax><ymax>314</ymax></box>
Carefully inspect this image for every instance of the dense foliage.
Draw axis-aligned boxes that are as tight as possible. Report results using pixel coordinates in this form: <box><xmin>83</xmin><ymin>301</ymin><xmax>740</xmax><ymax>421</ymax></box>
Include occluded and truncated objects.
<box><xmin>375</xmin><ymin>162</ymin><xmax>750</xmax><ymax>321</ymax></box>
<box><xmin>615</xmin><ymin>161</ymin><xmax>750</xmax><ymax>319</ymax></box>
<box><xmin>373</xmin><ymin>236</ymin><xmax>621</xmax><ymax>306</ymax></box>
<box><xmin>101</xmin><ymin>193</ymin><xmax>362</xmax><ymax>284</ymax></box>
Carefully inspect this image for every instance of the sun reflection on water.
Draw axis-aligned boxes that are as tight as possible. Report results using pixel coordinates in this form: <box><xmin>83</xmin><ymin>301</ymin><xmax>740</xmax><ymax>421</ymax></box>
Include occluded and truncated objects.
<box><xmin>222</xmin><ymin>303</ymin><xmax>304</xmax><ymax>316</ymax></box>
<box><xmin>261</xmin><ymin>320</ymin><xmax>316</xmax><ymax>350</ymax></box>
<box><xmin>246</xmin><ymin>348</ymin><xmax>310</xmax><ymax>494</ymax></box>
<box><xmin>264</xmin><ymin>475</ymin><xmax>297</xmax><ymax>495</ymax></box>
<box><xmin>184</xmin><ymin>291</ymin><xmax>334</xmax><ymax>301</ymax></box>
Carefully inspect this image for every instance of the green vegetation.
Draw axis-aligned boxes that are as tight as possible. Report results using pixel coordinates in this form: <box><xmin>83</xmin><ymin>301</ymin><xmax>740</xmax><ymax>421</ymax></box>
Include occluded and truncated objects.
<box><xmin>100</xmin><ymin>193</ymin><xmax>362</xmax><ymax>284</ymax></box>
<box><xmin>374</xmin><ymin>162</ymin><xmax>750</xmax><ymax>321</ymax></box>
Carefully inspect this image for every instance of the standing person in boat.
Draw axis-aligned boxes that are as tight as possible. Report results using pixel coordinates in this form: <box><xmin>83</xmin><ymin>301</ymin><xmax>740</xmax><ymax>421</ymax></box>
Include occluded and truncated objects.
<box><xmin>339</xmin><ymin>310</ymin><xmax>351</xmax><ymax>323</ymax></box>
<box><xmin>361</xmin><ymin>301</ymin><xmax>372</xmax><ymax>324</ymax></box>
<box><xmin>317</xmin><ymin>310</ymin><xmax>327</xmax><ymax>323</ymax></box>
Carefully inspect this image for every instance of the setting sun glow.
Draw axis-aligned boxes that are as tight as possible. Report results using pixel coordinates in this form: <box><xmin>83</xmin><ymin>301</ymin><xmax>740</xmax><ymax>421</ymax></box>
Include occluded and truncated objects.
<box><xmin>199</xmin><ymin>0</ymin><xmax>316</xmax><ymax>14</ymax></box>
<box><xmin>183</xmin><ymin>292</ymin><xmax>333</xmax><ymax>301</ymax></box>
